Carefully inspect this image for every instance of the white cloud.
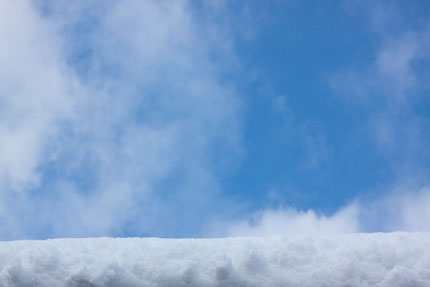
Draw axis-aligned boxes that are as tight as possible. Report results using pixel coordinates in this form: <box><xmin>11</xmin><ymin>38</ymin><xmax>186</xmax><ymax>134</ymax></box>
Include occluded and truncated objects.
<box><xmin>223</xmin><ymin>185</ymin><xmax>430</xmax><ymax>237</ymax></box>
<box><xmin>0</xmin><ymin>0</ymin><xmax>77</xmax><ymax>190</ymax></box>
<box><xmin>396</xmin><ymin>187</ymin><xmax>430</xmax><ymax>232</ymax></box>
<box><xmin>362</xmin><ymin>186</ymin><xmax>430</xmax><ymax>232</ymax></box>
<box><xmin>226</xmin><ymin>204</ymin><xmax>360</xmax><ymax>236</ymax></box>
<box><xmin>0</xmin><ymin>0</ymin><xmax>242</xmax><ymax>239</ymax></box>
<box><xmin>2</xmin><ymin>0</ymin><xmax>429</xmax><ymax>240</ymax></box>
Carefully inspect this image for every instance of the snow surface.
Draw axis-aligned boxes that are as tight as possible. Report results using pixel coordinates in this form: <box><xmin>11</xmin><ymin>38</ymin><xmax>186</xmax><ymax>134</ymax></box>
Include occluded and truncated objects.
<box><xmin>1</xmin><ymin>232</ymin><xmax>430</xmax><ymax>287</ymax></box>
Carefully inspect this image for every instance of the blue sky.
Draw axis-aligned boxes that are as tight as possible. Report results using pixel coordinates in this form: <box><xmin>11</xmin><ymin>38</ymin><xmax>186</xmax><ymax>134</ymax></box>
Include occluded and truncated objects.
<box><xmin>1</xmin><ymin>0</ymin><xmax>430</xmax><ymax>240</ymax></box>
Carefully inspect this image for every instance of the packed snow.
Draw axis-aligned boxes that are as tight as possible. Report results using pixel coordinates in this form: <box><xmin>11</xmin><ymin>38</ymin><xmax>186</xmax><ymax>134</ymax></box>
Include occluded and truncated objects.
<box><xmin>1</xmin><ymin>232</ymin><xmax>430</xmax><ymax>286</ymax></box>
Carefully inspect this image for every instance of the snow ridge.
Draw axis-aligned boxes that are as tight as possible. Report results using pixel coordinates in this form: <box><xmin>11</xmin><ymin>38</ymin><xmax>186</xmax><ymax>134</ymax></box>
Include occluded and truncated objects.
<box><xmin>1</xmin><ymin>232</ymin><xmax>430</xmax><ymax>286</ymax></box>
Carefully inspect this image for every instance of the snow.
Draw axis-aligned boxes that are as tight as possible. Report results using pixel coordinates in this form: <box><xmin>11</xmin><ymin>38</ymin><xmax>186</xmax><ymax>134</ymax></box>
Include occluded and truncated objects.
<box><xmin>1</xmin><ymin>232</ymin><xmax>430</xmax><ymax>286</ymax></box>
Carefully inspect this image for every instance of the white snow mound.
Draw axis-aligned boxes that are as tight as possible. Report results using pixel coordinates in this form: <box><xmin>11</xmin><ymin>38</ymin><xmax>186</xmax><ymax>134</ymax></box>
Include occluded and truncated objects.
<box><xmin>1</xmin><ymin>232</ymin><xmax>430</xmax><ymax>286</ymax></box>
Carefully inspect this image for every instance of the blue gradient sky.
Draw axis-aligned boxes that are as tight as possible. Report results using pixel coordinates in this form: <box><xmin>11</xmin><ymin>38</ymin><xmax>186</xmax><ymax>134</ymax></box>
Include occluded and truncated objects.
<box><xmin>1</xmin><ymin>0</ymin><xmax>430</xmax><ymax>240</ymax></box>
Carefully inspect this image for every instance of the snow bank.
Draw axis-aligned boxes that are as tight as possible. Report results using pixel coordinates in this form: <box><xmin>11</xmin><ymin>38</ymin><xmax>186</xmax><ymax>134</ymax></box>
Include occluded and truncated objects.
<box><xmin>1</xmin><ymin>232</ymin><xmax>430</xmax><ymax>287</ymax></box>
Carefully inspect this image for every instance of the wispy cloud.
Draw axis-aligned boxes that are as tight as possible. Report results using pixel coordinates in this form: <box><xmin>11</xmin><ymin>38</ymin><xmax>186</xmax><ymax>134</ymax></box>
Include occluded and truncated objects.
<box><xmin>0</xmin><ymin>0</ymin><xmax>77</xmax><ymax>191</ymax></box>
<box><xmin>219</xmin><ymin>0</ymin><xmax>430</xmax><ymax>237</ymax></box>
<box><xmin>0</xmin><ymin>0</ymin><xmax>243</xmax><ymax>239</ymax></box>
<box><xmin>330</xmin><ymin>1</ymin><xmax>430</xmax><ymax>185</ymax></box>
<box><xmin>298</xmin><ymin>120</ymin><xmax>331</xmax><ymax>170</ymax></box>
<box><xmin>1</xmin><ymin>0</ymin><xmax>429</xmax><ymax>240</ymax></box>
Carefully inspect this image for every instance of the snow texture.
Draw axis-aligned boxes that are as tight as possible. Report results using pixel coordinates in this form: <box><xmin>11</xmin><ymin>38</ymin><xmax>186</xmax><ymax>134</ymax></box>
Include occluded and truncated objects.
<box><xmin>1</xmin><ymin>232</ymin><xmax>430</xmax><ymax>287</ymax></box>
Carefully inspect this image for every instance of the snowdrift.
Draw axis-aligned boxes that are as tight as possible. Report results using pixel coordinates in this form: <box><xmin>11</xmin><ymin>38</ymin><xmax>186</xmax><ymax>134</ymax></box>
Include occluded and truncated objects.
<box><xmin>1</xmin><ymin>232</ymin><xmax>430</xmax><ymax>286</ymax></box>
